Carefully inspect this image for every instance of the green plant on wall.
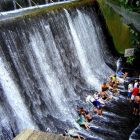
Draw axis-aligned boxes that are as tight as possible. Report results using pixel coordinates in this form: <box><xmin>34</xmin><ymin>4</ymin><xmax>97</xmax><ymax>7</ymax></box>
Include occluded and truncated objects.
<box><xmin>130</xmin><ymin>28</ymin><xmax>140</xmax><ymax>48</ymax></box>
<box><xmin>113</xmin><ymin>0</ymin><xmax>140</xmax><ymax>13</ymax></box>
<box><xmin>126</xmin><ymin>56</ymin><xmax>135</xmax><ymax>65</ymax></box>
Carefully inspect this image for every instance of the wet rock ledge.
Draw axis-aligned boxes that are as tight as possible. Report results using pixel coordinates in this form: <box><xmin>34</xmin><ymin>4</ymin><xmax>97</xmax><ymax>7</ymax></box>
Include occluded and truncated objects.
<box><xmin>13</xmin><ymin>129</ymin><xmax>78</xmax><ymax>140</ymax></box>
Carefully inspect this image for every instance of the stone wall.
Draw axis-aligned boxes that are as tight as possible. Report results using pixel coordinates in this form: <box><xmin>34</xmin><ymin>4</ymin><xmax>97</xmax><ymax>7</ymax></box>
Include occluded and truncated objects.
<box><xmin>14</xmin><ymin>129</ymin><xmax>78</xmax><ymax>140</ymax></box>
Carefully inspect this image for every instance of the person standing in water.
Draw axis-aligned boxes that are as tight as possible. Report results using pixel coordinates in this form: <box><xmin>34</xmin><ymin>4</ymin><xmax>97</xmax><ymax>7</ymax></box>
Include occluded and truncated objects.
<box><xmin>132</xmin><ymin>95</ymin><xmax>140</xmax><ymax>115</ymax></box>
<box><xmin>127</xmin><ymin>81</ymin><xmax>133</xmax><ymax>101</ymax></box>
<box><xmin>101</xmin><ymin>82</ymin><xmax>109</xmax><ymax>92</ymax></box>
<box><xmin>76</xmin><ymin>112</ymin><xmax>90</xmax><ymax>129</ymax></box>
<box><xmin>131</xmin><ymin>85</ymin><xmax>139</xmax><ymax>102</ymax></box>
<box><xmin>63</xmin><ymin>128</ymin><xmax>85</xmax><ymax>140</ymax></box>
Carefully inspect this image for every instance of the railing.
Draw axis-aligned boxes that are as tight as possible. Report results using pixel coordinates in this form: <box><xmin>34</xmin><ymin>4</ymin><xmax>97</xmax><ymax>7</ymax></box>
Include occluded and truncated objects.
<box><xmin>29</xmin><ymin>0</ymin><xmax>39</xmax><ymax>8</ymax></box>
<box><xmin>0</xmin><ymin>0</ymin><xmax>56</xmax><ymax>12</ymax></box>
<box><xmin>15</xmin><ymin>1</ymin><xmax>23</xmax><ymax>9</ymax></box>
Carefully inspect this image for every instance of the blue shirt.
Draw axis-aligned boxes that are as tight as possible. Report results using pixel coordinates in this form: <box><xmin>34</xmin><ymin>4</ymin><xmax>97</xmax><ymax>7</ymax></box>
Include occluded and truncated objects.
<box><xmin>117</xmin><ymin>71</ymin><xmax>124</xmax><ymax>77</ymax></box>
<box><xmin>77</xmin><ymin>115</ymin><xmax>86</xmax><ymax>125</ymax></box>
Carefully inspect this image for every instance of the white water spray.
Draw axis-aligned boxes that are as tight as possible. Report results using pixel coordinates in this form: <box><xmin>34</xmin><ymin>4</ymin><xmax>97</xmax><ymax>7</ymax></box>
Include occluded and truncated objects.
<box><xmin>64</xmin><ymin>9</ymin><xmax>100</xmax><ymax>89</ymax></box>
<box><xmin>0</xmin><ymin>57</ymin><xmax>37</xmax><ymax>131</ymax></box>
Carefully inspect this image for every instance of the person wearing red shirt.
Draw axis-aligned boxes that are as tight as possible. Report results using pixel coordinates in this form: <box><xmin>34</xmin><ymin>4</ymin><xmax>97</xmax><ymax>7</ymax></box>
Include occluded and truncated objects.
<box><xmin>131</xmin><ymin>85</ymin><xmax>139</xmax><ymax>101</ymax></box>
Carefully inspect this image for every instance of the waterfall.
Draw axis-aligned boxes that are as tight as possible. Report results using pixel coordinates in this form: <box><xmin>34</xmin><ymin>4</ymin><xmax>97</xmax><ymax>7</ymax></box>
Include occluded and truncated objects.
<box><xmin>0</xmin><ymin>3</ymin><xmax>138</xmax><ymax>140</ymax></box>
<box><xmin>28</xmin><ymin>23</ymin><xmax>78</xmax><ymax>119</ymax></box>
<box><xmin>64</xmin><ymin>9</ymin><xmax>100</xmax><ymax>89</ymax></box>
<box><xmin>28</xmin><ymin>0</ymin><xmax>32</xmax><ymax>7</ymax></box>
<box><xmin>64</xmin><ymin>9</ymin><xmax>113</xmax><ymax>90</ymax></box>
<box><xmin>0</xmin><ymin>57</ymin><xmax>36</xmax><ymax>131</ymax></box>
<box><xmin>116</xmin><ymin>57</ymin><xmax>122</xmax><ymax>73</ymax></box>
<box><xmin>13</xmin><ymin>0</ymin><xmax>17</xmax><ymax>10</ymax></box>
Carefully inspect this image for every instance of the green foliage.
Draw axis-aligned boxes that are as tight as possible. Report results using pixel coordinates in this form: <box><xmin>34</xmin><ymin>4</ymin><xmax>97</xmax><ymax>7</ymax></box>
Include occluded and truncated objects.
<box><xmin>126</xmin><ymin>56</ymin><xmax>135</xmax><ymax>65</ymax></box>
<box><xmin>113</xmin><ymin>0</ymin><xmax>140</xmax><ymax>13</ymax></box>
<box><xmin>129</xmin><ymin>27</ymin><xmax>140</xmax><ymax>50</ymax></box>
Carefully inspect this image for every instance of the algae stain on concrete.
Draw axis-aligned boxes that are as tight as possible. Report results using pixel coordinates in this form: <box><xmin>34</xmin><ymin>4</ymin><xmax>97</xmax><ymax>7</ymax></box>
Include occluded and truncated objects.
<box><xmin>97</xmin><ymin>0</ymin><xmax>131</xmax><ymax>54</ymax></box>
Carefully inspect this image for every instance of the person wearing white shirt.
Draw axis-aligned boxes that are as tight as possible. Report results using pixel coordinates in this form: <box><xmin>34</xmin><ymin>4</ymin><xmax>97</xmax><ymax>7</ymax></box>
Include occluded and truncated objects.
<box><xmin>127</xmin><ymin>81</ymin><xmax>133</xmax><ymax>100</ymax></box>
<box><xmin>134</xmin><ymin>80</ymin><xmax>138</xmax><ymax>88</ymax></box>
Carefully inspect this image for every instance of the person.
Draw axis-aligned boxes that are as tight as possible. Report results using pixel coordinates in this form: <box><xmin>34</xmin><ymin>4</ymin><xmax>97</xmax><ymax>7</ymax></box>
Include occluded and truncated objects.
<box><xmin>108</xmin><ymin>77</ymin><xmax>115</xmax><ymax>90</ymax></box>
<box><xmin>100</xmin><ymin>91</ymin><xmax>111</xmax><ymax>101</ymax></box>
<box><xmin>93</xmin><ymin>91</ymin><xmax>100</xmax><ymax>100</ymax></box>
<box><xmin>101</xmin><ymin>82</ymin><xmax>109</xmax><ymax>92</ymax></box>
<box><xmin>76</xmin><ymin>106</ymin><xmax>93</xmax><ymax>122</ymax></box>
<box><xmin>91</xmin><ymin>98</ymin><xmax>103</xmax><ymax>115</ymax></box>
<box><xmin>138</xmin><ymin>87</ymin><xmax>140</xmax><ymax>116</ymax></box>
<box><xmin>111</xmin><ymin>74</ymin><xmax>117</xmax><ymax>82</ymax></box>
<box><xmin>117</xmin><ymin>70</ymin><xmax>124</xmax><ymax>78</ymax></box>
<box><xmin>100</xmin><ymin>91</ymin><xmax>107</xmax><ymax>100</ymax></box>
<box><xmin>76</xmin><ymin>107</ymin><xmax>86</xmax><ymax>115</ymax></box>
<box><xmin>84</xmin><ymin>111</ymin><xmax>93</xmax><ymax>122</ymax></box>
<box><xmin>76</xmin><ymin>112</ymin><xmax>90</xmax><ymax>129</ymax></box>
<box><xmin>134</xmin><ymin>80</ymin><xmax>138</xmax><ymax>88</ymax></box>
<box><xmin>132</xmin><ymin>95</ymin><xmax>140</xmax><ymax>115</ymax></box>
<box><xmin>63</xmin><ymin>128</ymin><xmax>85</xmax><ymax>140</ymax></box>
<box><xmin>123</xmin><ymin>72</ymin><xmax>128</xmax><ymax>79</ymax></box>
<box><xmin>127</xmin><ymin>81</ymin><xmax>133</xmax><ymax>101</ymax></box>
<box><xmin>86</xmin><ymin>94</ymin><xmax>104</xmax><ymax>115</ymax></box>
<box><xmin>131</xmin><ymin>85</ymin><xmax>139</xmax><ymax>102</ymax></box>
<box><xmin>46</xmin><ymin>127</ymin><xmax>51</xmax><ymax>132</ymax></box>
<box><xmin>111</xmin><ymin>82</ymin><xmax>119</xmax><ymax>95</ymax></box>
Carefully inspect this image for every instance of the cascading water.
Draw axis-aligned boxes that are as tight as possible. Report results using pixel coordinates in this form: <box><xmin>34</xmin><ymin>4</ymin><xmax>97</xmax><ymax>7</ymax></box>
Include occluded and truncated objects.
<box><xmin>64</xmin><ymin>8</ymin><xmax>115</xmax><ymax>89</ymax></box>
<box><xmin>116</xmin><ymin>57</ymin><xmax>122</xmax><ymax>73</ymax></box>
<box><xmin>0</xmin><ymin>2</ymin><xmax>139</xmax><ymax>140</ymax></box>
<box><xmin>13</xmin><ymin>0</ymin><xmax>17</xmax><ymax>10</ymax></box>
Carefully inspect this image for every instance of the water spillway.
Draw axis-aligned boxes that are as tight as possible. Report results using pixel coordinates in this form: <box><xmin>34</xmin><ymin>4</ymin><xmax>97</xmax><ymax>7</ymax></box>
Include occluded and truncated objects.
<box><xmin>0</xmin><ymin>0</ymin><xmax>69</xmax><ymax>12</ymax></box>
<box><xmin>0</xmin><ymin>1</ymin><xmax>139</xmax><ymax>140</ymax></box>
